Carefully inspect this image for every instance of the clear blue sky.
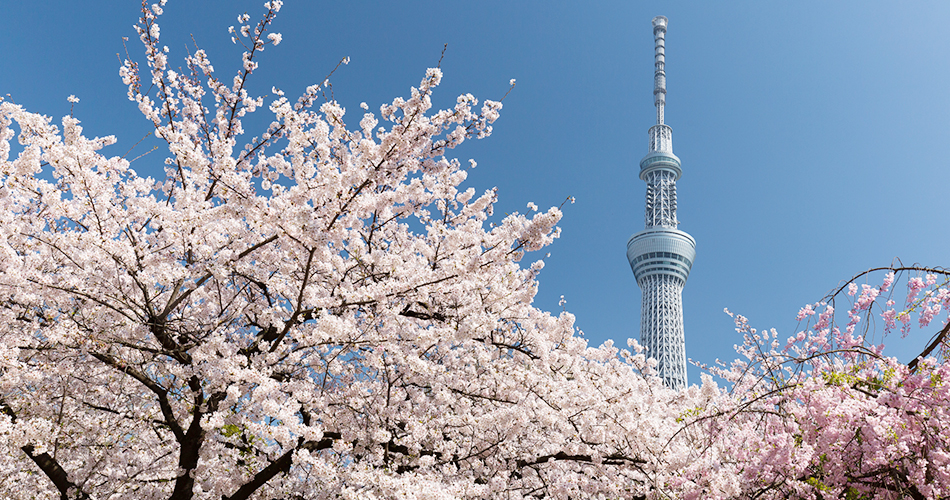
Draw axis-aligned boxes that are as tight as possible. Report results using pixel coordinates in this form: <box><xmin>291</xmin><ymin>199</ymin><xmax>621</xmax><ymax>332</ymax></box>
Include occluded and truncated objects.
<box><xmin>3</xmin><ymin>1</ymin><xmax>949</xmax><ymax>384</ymax></box>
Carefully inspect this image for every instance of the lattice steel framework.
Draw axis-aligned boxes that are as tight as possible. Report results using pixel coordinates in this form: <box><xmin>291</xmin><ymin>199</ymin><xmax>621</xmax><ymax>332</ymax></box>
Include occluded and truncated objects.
<box><xmin>643</xmin><ymin>169</ymin><xmax>678</xmax><ymax>228</ymax></box>
<box><xmin>626</xmin><ymin>16</ymin><xmax>696</xmax><ymax>390</ymax></box>
<box><xmin>637</xmin><ymin>274</ymin><xmax>686</xmax><ymax>387</ymax></box>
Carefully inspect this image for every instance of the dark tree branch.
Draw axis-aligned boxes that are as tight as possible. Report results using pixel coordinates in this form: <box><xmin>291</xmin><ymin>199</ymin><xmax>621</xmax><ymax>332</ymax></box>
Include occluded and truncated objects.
<box><xmin>90</xmin><ymin>352</ymin><xmax>185</xmax><ymax>442</ymax></box>
<box><xmin>400</xmin><ymin>302</ymin><xmax>446</xmax><ymax>322</ymax></box>
<box><xmin>908</xmin><ymin>320</ymin><xmax>950</xmax><ymax>373</ymax></box>
<box><xmin>160</xmin><ymin>234</ymin><xmax>279</xmax><ymax>318</ymax></box>
<box><xmin>22</xmin><ymin>445</ymin><xmax>90</xmax><ymax>500</ymax></box>
<box><xmin>224</xmin><ymin>433</ymin><xmax>341</xmax><ymax>500</ymax></box>
<box><xmin>170</xmin><ymin>382</ymin><xmax>225</xmax><ymax>500</ymax></box>
<box><xmin>515</xmin><ymin>451</ymin><xmax>645</xmax><ymax>469</ymax></box>
<box><xmin>2</xmin><ymin>402</ymin><xmax>90</xmax><ymax>500</ymax></box>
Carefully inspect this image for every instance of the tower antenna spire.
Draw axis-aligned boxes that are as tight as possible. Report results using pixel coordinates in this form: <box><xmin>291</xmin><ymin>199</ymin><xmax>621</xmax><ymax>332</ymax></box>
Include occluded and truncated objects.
<box><xmin>652</xmin><ymin>15</ymin><xmax>667</xmax><ymax>126</ymax></box>
<box><xmin>648</xmin><ymin>16</ymin><xmax>672</xmax><ymax>153</ymax></box>
<box><xmin>626</xmin><ymin>16</ymin><xmax>696</xmax><ymax>390</ymax></box>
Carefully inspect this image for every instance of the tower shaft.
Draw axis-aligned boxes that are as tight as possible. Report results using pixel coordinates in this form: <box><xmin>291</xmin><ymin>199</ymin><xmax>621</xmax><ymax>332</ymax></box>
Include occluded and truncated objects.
<box><xmin>639</xmin><ymin>274</ymin><xmax>687</xmax><ymax>387</ymax></box>
<box><xmin>626</xmin><ymin>16</ymin><xmax>696</xmax><ymax>390</ymax></box>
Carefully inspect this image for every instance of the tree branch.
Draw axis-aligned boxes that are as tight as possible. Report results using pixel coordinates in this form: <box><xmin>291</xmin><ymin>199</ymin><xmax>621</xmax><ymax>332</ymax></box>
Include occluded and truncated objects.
<box><xmin>515</xmin><ymin>451</ymin><xmax>645</xmax><ymax>469</ymax></box>
<box><xmin>2</xmin><ymin>402</ymin><xmax>90</xmax><ymax>500</ymax></box>
<box><xmin>90</xmin><ymin>352</ymin><xmax>185</xmax><ymax>442</ymax></box>
<box><xmin>908</xmin><ymin>320</ymin><xmax>950</xmax><ymax>373</ymax></box>
<box><xmin>159</xmin><ymin>234</ymin><xmax>279</xmax><ymax>319</ymax></box>
<box><xmin>224</xmin><ymin>433</ymin><xmax>340</xmax><ymax>500</ymax></box>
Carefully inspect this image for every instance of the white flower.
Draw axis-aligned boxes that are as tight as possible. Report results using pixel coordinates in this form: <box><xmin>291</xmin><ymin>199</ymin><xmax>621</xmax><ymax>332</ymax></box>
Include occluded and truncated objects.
<box><xmin>509</xmin><ymin>78</ymin><xmax>516</xmax><ymax>86</ymax></box>
<box><xmin>425</xmin><ymin>67</ymin><xmax>442</xmax><ymax>85</ymax></box>
<box><xmin>267</xmin><ymin>32</ymin><xmax>282</xmax><ymax>45</ymax></box>
<box><xmin>67</xmin><ymin>95</ymin><xmax>80</xmax><ymax>103</ymax></box>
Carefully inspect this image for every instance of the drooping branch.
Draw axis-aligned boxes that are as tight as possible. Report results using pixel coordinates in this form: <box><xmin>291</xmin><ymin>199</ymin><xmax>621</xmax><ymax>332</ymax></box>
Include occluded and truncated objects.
<box><xmin>827</xmin><ymin>265</ymin><xmax>950</xmax><ymax>300</ymax></box>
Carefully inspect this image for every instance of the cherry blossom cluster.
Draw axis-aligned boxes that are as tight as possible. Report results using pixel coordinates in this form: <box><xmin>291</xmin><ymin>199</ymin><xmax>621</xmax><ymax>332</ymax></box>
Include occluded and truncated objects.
<box><xmin>679</xmin><ymin>268</ymin><xmax>950</xmax><ymax>499</ymax></box>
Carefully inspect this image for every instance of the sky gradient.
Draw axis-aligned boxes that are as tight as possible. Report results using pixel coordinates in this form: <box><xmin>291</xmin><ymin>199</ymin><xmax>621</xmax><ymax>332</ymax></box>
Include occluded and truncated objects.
<box><xmin>2</xmin><ymin>1</ymin><xmax>948</xmax><ymax>384</ymax></box>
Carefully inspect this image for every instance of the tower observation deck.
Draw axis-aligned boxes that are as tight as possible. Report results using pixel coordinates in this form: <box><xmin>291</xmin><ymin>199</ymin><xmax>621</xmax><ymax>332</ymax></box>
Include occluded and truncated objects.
<box><xmin>626</xmin><ymin>16</ymin><xmax>696</xmax><ymax>390</ymax></box>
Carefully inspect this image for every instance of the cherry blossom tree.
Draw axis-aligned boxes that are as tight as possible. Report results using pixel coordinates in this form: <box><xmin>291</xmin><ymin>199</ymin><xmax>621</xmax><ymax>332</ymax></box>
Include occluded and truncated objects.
<box><xmin>673</xmin><ymin>266</ymin><xmax>950</xmax><ymax>499</ymax></box>
<box><xmin>0</xmin><ymin>2</ymin><xmax>700</xmax><ymax>499</ymax></box>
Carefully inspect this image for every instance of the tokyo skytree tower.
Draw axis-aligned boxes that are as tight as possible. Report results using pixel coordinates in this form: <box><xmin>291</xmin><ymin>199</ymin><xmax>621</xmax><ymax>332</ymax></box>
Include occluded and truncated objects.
<box><xmin>626</xmin><ymin>16</ymin><xmax>696</xmax><ymax>390</ymax></box>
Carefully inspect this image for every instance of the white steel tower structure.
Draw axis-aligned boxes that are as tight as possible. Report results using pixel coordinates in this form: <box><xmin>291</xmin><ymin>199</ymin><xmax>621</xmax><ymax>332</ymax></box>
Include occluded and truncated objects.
<box><xmin>626</xmin><ymin>16</ymin><xmax>696</xmax><ymax>390</ymax></box>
